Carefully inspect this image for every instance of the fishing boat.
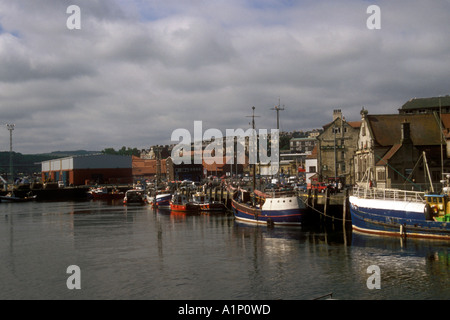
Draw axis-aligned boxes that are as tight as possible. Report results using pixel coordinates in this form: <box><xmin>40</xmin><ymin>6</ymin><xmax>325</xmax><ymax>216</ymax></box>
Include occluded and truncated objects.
<box><xmin>123</xmin><ymin>189</ymin><xmax>146</xmax><ymax>205</ymax></box>
<box><xmin>0</xmin><ymin>192</ymin><xmax>37</xmax><ymax>203</ymax></box>
<box><xmin>154</xmin><ymin>193</ymin><xmax>172</xmax><ymax>209</ymax></box>
<box><xmin>232</xmin><ymin>187</ymin><xmax>305</xmax><ymax>226</ymax></box>
<box><xmin>230</xmin><ymin>106</ymin><xmax>305</xmax><ymax>226</ymax></box>
<box><xmin>349</xmin><ymin>186</ymin><xmax>450</xmax><ymax>240</ymax></box>
<box><xmin>191</xmin><ymin>192</ymin><xmax>226</xmax><ymax>212</ymax></box>
<box><xmin>170</xmin><ymin>192</ymin><xmax>199</xmax><ymax>213</ymax></box>
<box><xmin>89</xmin><ymin>187</ymin><xmax>124</xmax><ymax>200</ymax></box>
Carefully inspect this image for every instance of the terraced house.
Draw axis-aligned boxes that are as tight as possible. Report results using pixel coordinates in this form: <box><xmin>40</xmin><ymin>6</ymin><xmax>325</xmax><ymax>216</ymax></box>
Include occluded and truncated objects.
<box><xmin>354</xmin><ymin>107</ymin><xmax>450</xmax><ymax>190</ymax></box>
<box><xmin>316</xmin><ymin>109</ymin><xmax>360</xmax><ymax>185</ymax></box>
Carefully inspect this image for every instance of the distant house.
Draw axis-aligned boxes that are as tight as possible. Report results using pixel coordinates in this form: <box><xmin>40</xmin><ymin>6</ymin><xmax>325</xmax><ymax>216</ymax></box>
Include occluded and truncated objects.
<box><xmin>132</xmin><ymin>156</ymin><xmax>168</xmax><ymax>181</ymax></box>
<box><xmin>354</xmin><ymin>108</ymin><xmax>449</xmax><ymax>189</ymax></box>
<box><xmin>305</xmin><ymin>145</ymin><xmax>318</xmax><ymax>185</ymax></box>
<box><xmin>399</xmin><ymin>95</ymin><xmax>450</xmax><ymax>115</ymax></box>
<box><xmin>289</xmin><ymin>137</ymin><xmax>317</xmax><ymax>153</ymax></box>
<box><xmin>41</xmin><ymin>154</ymin><xmax>133</xmax><ymax>186</ymax></box>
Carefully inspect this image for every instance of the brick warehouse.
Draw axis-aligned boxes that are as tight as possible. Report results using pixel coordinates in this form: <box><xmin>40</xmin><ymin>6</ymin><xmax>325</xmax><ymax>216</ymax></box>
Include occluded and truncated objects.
<box><xmin>41</xmin><ymin>154</ymin><xmax>133</xmax><ymax>186</ymax></box>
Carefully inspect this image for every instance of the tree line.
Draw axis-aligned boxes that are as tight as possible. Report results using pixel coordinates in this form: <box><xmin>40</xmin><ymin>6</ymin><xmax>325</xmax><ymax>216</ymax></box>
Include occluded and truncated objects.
<box><xmin>101</xmin><ymin>146</ymin><xmax>141</xmax><ymax>157</ymax></box>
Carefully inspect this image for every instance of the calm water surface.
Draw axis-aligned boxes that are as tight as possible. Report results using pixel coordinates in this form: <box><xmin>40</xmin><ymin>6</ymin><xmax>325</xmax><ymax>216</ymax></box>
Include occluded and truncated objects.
<box><xmin>0</xmin><ymin>200</ymin><xmax>449</xmax><ymax>300</ymax></box>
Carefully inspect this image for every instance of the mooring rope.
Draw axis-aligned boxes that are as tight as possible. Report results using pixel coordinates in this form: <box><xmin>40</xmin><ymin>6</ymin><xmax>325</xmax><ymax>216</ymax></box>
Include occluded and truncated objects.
<box><xmin>299</xmin><ymin>195</ymin><xmax>348</xmax><ymax>222</ymax></box>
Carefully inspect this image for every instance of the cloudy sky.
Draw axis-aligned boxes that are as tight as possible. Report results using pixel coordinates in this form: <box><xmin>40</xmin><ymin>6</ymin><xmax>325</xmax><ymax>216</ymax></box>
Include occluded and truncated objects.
<box><xmin>0</xmin><ymin>0</ymin><xmax>449</xmax><ymax>154</ymax></box>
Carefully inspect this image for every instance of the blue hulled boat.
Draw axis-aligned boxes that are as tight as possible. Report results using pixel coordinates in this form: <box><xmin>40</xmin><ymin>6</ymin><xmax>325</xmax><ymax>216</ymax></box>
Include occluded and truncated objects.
<box><xmin>349</xmin><ymin>186</ymin><xmax>450</xmax><ymax>240</ymax></box>
<box><xmin>154</xmin><ymin>193</ymin><xmax>172</xmax><ymax>209</ymax></box>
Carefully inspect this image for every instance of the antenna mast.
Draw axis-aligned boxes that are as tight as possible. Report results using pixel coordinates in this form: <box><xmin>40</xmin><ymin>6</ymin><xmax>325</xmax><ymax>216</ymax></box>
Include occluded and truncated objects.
<box><xmin>271</xmin><ymin>97</ymin><xmax>285</xmax><ymax>130</ymax></box>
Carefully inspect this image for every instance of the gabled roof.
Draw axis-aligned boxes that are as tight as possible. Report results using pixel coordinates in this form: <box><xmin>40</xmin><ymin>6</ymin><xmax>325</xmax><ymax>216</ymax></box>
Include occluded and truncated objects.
<box><xmin>347</xmin><ymin>121</ymin><xmax>361</xmax><ymax>129</ymax></box>
<box><xmin>321</xmin><ymin>118</ymin><xmax>361</xmax><ymax>131</ymax></box>
<box><xmin>366</xmin><ymin>114</ymin><xmax>442</xmax><ymax>147</ymax></box>
<box><xmin>375</xmin><ymin>144</ymin><xmax>402</xmax><ymax>166</ymax></box>
<box><xmin>439</xmin><ymin>113</ymin><xmax>450</xmax><ymax>129</ymax></box>
<box><xmin>400</xmin><ymin>96</ymin><xmax>450</xmax><ymax>111</ymax></box>
<box><xmin>306</xmin><ymin>145</ymin><xmax>318</xmax><ymax>159</ymax></box>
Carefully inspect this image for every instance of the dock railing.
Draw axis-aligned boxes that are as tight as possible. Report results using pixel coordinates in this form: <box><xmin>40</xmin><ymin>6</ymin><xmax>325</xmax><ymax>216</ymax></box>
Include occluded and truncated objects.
<box><xmin>353</xmin><ymin>186</ymin><xmax>425</xmax><ymax>203</ymax></box>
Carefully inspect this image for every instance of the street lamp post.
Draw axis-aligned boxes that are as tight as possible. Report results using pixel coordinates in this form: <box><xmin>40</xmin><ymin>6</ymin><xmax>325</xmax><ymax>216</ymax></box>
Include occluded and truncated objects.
<box><xmin>6</xmin><ymin>124</ymin><xmax>15</xmax><ymax>186</ymax></box>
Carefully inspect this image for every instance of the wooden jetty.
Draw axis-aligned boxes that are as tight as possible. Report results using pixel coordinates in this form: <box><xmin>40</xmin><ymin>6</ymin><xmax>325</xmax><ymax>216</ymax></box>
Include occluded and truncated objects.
<box><xmin>299</xmin><ymin>188</ymin><xmax>351</xmax><ymax>226</ymax></box>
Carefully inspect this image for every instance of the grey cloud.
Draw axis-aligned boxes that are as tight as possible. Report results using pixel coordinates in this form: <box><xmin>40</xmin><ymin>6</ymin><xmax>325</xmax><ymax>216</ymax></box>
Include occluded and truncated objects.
<box><xmin>1</xmin><ymin>0</ymin><xmax>450</xmax><ymax>154</ymax></box>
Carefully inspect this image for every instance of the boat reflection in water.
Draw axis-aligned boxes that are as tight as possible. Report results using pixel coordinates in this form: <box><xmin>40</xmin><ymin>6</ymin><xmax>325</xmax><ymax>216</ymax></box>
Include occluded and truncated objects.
<box><xmin>351</xmin><ymin>231</ymin><xmax>450</xmax><ymax>297</ymax></box>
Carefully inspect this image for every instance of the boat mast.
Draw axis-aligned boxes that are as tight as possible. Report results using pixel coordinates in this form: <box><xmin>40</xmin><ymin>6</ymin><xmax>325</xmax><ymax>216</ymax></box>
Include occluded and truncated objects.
<box><xmin>423</xmin><ymin>151</ymin><xmax>434</xmax><ymax>192</ymax></box>
<box><xmin>247</xmin><ymin>106</ymin><xmax>258</xmax><ymax>193</ymax></box>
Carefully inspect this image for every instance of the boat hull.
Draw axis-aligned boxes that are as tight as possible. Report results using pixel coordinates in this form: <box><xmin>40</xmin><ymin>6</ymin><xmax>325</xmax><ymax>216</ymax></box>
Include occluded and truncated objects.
<box><xmin>155</xmin><ymin>194</ymin><xmax>171</xmax><ymax>209</ymax></box>
<box><xmin>170</xmin><ymin>203</ymin><xmax>199</xmax><ymax>213</ymax></box>
<box><xmin>123</xmin><ymin>190</ymin><xmax>146</xmax><ymax>205</ymax></box>
<box><xmin>232</xmin><ymin>199</ymin><xmax>304</xmax><ymax>226</ymax></box>
<box><xmin>349</xmin><ymin>195</ymin><xmax>450</xmax><ymax>240</ymax></box>
<box><xmin>196</xmin><ymin>202</ymin><xmax>226</xmax><ymax>212</ymax></box>
<box><xmin>0</xmin><ymin>195</ymin><xmax>37</xmax><ymax>203</ymax></box>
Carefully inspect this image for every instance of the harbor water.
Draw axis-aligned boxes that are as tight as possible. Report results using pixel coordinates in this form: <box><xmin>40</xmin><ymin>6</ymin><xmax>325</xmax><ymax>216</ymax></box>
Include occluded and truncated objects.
<box><xmin>0</xmin><ymin>200</ymin><xmax>449</xmax><ymax>300</ymax></box>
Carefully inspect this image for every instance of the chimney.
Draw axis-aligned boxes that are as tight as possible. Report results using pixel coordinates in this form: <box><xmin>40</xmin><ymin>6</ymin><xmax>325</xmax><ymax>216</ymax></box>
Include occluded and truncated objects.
<box><xmin>401</xmin><ymin>120</ymin><xmax>412</xmax><ymax>144</ymax></box>
<box><xmin>333</xmin><ymin>109</ymin><xmax>342</xmax><ymax>121</ymax></box>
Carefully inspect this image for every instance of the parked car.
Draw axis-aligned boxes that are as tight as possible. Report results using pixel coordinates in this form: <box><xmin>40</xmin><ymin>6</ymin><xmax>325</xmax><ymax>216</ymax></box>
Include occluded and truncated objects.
<box><xmin>308</xmin><ymin>182</ymin><xmax>327</xmax><ymax>193</ymax></box>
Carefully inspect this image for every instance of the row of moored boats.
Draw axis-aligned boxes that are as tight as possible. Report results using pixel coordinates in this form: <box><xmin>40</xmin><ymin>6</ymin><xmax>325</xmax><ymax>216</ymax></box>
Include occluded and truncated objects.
<box><xmin>89</xmin><ymin>186</ymin><xmax>227</xmax><ymax>214</ymax></box>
